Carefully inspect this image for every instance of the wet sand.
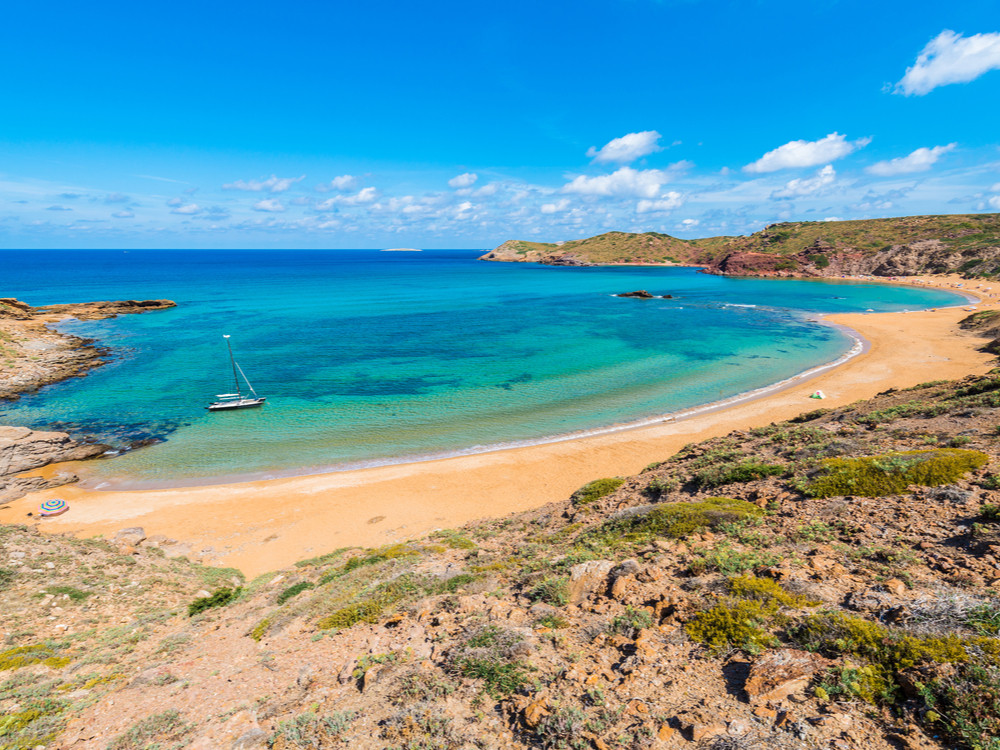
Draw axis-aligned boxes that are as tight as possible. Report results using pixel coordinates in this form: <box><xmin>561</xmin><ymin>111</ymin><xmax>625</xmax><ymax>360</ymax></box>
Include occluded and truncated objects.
<box><xmin>3</xmin><ymin>274</ymin><xmax>996</xmax><ymax>577</ymax></box>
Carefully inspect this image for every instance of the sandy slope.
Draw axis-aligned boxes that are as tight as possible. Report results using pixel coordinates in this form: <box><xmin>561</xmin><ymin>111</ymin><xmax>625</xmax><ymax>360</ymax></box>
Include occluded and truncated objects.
<box><xmin>3</xmin><ymin>275</ymin><xmax>996</xmax><ymax>577</ymax></box>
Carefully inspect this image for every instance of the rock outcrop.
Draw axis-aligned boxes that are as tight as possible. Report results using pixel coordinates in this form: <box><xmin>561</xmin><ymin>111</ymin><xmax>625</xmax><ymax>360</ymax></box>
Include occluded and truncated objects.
<box><xmin>0</xmin><ymin>425</ymin><xmax>107</xmax><ymax>501</ymax></box>
<box><xmin>0</xmin><ymin>297</ymin><xmax>176</xmax><ymax>401</ymax></box>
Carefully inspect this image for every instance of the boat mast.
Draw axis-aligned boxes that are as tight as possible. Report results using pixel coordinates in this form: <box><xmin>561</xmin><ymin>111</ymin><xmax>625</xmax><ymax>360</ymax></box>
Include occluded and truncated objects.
<box><xmin>224</xmin><ymin>335</ymin><xmax>242</xmax><ymax>399</ymax></box>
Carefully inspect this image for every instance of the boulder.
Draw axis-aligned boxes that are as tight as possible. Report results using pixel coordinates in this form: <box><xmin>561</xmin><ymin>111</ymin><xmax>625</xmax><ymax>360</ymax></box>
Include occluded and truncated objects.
<box><xmin>615</xmin><ymin>290</ymin><xmax>654</xmax><ymax>299</ymax></box>
<box><xmin>113</xmin><ymin>527</ymin><xmax>147</xmax><ymax>547</ymax></box>
<box><xmin>567</xmin><ymin>560</ymin><xmax>614</xmax><ymax>605</ymax></box>
<box><xmin>744</xmin><ymin>649</ymin><xmax>829</xmax><ymax>703</ymax></box>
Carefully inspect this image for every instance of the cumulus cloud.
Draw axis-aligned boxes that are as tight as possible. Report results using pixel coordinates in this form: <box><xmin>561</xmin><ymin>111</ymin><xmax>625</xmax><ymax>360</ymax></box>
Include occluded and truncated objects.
<box><xmin>587</xmin><ymin>131</ymin><xmax>662</xmax><ymax>164</ymax></box>
<box><xmin>744</xmin><ymin>133</ymin><xmax>870</xmax><ymax>173</ymax></box>
<box><xmin>253</xmin><ymin>199</ymin><xmax>286</xmax><ymax>213</ymax></box>
<box><xmin>562</xmin><ymin>167</ymin><xmax>669</xmax><ymax>198</ymax></box>
<box><xmin>316</xmin><ymin>175</ymin><xmax>359</xmax><ymax>192</ymax></box>
<box><xmin>112</xmin><ymin>210</ymin><xmax>134</xmax><ymax>219</ymax></box>
<box><xmin>771</xmin><ymin>165</ymin><xmax>837</xmax><ymax>198</ymax></box>
<box><xmin>448</xmin><ymin>172</ymin><xmax>478</xmax><ymax>189</ymax></box>
<box><xmin>895</xmin><ymin>30</ymin><xmax>1000</xmax><ymax>96</ymax></box>
<box><xmin>866</xmin><ymin>144</ymin><xmax>957</xmax><ymax>176</ymax></box>
<box><xmin>988</xmin><ymin>195</ymin><xmax>1000</xmax><ymax>210</ymax></box>
<box><xmin>540</xmin><ymin>198</ymin><xmax>571</xmax><ymax>214</ymax></box>
<box><xmin>170</xmin><ymin>203</ymin><xmax>202</xmax><ymax>215</ymax></box>
<box><xmin>636</xmin><ymin>192</ymin><xmax>684</xmax><ymax>213</ymax></box>
<box><xmin>223</xmin><ymin>175</ymin><xmax>305</xmax><ymax>193</ymax></box>
<box><xmin>316</xmin><ymin>187</ymin><xmax>379</xmax><ymax>209</ymax></box>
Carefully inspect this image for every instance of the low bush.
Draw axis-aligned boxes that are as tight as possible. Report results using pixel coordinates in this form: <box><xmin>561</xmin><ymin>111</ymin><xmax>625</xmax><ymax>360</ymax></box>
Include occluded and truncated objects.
<box><xmin>570</xmin><ymin>477</ymin><xmax>624</xmax><ymax>506</ymax></box>
<box><xmin>729</xmin><ymin>575</ymin><xmax>817</xmax><ymax>607</ymax></box>
<box><xmin>188</xmin><ymin>587</ymin><xmax>241</xmax><ymax>617</ymax></box>
<box><xmin>685</xmin><ymin>600</ymin><xmax>776</xmax><ymax>654</ymax></box>
<box><xmin>789</xmin><ymin>408</ymin><xmax>830</xmax><ymax>423</ymax></box>
<box><xmin>595</xmin><ymin>497</ymin><xmax>762</xmax><ymax>546</ymax></box>
<box><xmin>526</xmin><ymin>576</ymin><xmax>569</xmax><ymax>607</ymax></box>
<box><xmin>447</xmin><ymin>626</ymin><xmax>532</xmax><ymax>697</ymax></box>
<box><xmin>107</xmin><ymin>710</ymin><xmax>193</xmax><ymax>750</ymax></box>
<box><xmin>693</xmin><ymin>459</ymin><xmax>786</xmax><ymax>489</ymax></box>
<box><xmin>0</xmin><ymin>644</ymin><xmax>69</xmax><ymax>671</ymax></box>
<box><xmin>689</xmin><ymin>543</ymin><xmax>782</xmax><ymax>576</ymax></box>
<box><xmin>805</xmin><ymin>449</ymin><xmax>989</xmax><ymax>498</ymax></box>
<box><xmin>276</xmin><ymin>581</ymin><xmax>314</xmax><ymax>605</ymax></box>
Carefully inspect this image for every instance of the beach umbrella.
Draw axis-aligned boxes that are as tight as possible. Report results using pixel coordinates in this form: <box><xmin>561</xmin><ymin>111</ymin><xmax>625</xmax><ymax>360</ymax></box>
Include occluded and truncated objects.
<box><xmin>39</xmin><ymin>498</ymin><xmax>68</xmax><ymax>517</ymax></box>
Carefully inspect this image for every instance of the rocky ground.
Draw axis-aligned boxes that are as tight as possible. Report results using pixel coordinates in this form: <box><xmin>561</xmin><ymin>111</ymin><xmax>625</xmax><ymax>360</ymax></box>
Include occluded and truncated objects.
<box><xmin>0</xmin><ymin>297</ymin><xmax>175</xmax><ymax>502</ymax></box>
<box><xmin>3</xmin><ymin>369</ymin><xmax>1000</xmax><ymax>749</ymax></box>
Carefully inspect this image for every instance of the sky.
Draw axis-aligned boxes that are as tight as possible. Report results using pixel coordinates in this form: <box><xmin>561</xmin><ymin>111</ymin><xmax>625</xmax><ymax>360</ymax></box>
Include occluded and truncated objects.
<box><xmin>2</xmin><ymin>0</ymin><xmax>1000</xmax><ymax>249</ymax></box>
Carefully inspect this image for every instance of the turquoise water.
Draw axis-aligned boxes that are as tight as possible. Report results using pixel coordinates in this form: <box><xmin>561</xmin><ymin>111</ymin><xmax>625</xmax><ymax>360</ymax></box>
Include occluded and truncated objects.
<box><xmin>0</xmin><ymin>250</ymin><xmax>965</xmax><ymax>487</ymax></box>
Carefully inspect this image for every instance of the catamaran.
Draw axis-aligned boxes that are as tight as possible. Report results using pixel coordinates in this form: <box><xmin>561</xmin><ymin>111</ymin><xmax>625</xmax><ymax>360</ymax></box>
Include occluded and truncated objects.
<box><xmin>207</xmin><ymin>335</ymin><xmax>266</xmax><ymax>411</ymax></box>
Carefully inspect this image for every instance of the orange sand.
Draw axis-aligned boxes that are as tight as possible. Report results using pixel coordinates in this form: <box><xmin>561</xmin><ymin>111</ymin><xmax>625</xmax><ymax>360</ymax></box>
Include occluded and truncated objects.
<box><xmin>3</xmin><ymin>274</ymin><xmax>996</xmax><ymax>577</ymax></box>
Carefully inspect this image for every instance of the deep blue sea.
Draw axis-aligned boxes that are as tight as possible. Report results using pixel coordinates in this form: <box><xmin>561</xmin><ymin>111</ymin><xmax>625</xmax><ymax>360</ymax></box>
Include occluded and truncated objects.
<box><xmin>0</xmin><ymin>249</ymin><xmax>965</xmax><ymax>487</ymax></box>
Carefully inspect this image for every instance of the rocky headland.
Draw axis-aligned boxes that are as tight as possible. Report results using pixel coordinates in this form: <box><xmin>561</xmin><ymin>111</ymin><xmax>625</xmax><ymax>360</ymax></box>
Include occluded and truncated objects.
<box><xmin>0</xmin><ymin>297</ymin><xmax>175</xmax><ymax>500</ymax></box>
<box><xmin>481</xmin><ymin>212</ymin><xmax>1000</xmax><ymax>280</ymax></box>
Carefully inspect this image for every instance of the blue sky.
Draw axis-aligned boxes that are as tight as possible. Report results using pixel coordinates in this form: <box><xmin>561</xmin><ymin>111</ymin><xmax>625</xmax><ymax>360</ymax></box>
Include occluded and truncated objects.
<box><xmin>2</xmin><ymin>0</ymin><xmax>999</xmax><ymax>249</ymax></box>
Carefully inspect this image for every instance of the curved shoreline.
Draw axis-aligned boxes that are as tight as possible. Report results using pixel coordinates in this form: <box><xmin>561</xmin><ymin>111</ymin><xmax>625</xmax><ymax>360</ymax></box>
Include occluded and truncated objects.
<box><xmin>3</xmin><ymin>274</ymin><xmax>996</xmax><ymax>577</ymax></box>
<box><xmin>83</xmin><ymin>317</ymin><xmax>871</xmax><ymax>491</ymax></box>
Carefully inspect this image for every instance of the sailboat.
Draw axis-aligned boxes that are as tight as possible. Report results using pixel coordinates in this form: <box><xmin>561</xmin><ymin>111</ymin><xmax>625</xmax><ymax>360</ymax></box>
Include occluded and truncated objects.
<box><xmin>207</xmin><ymin>335</ymin><xmax>266</xmax><ymax>411</ymax></box>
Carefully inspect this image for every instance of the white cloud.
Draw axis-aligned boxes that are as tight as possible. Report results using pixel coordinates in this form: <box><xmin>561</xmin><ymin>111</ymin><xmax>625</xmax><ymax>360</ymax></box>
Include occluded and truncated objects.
<box><xmin>988</xmin><ymin>196</ymin><xmax>1000</xmax><ymax>210</ymax></box>
<box><xmin>744</xmin><ymin>133</ymin><xmax>870</xmax><ymax>173</ymax></box>
<box><xmin>46</xmin><ymin>205</ymin><xmax>72</xmax><ymax>211</ymax></box>
<box><xmin>316</xmin><ymin>187</ymin><xmax>379</xmax><ymax>209</ymax></box>
<box><xmin>991</xmin><ymin>182</ymin><xmax>1000</xmax><ymax>192</ymax></box>
<box><xmin>771</xmin><ymin>165</ymin><xmax>837</xmax><ymax>198</ymax></box>
<box><xmin>541</xmin><ymin>199</ymin><xmax>570</xmax><ymax>214</ymax></box>
<box><xmin>223</xmin><ymin>175</ymin><xmax>305</xmax><ymax>193</ymax></box>
<box><xmin>104</xmin><ymin>192</ymin><xmax>129</xmax><ymax>204</ymax></box>
<box><xmin>448</xmin><ymin>172</ymin><xmax>478</xmax><ymax>189</ymax></box>
<box><xmin>586</xmin><ymin>131</ymin><xmax>662</xmax><ymax>164</ymax></box>
<box><xmin>823</xmin><ymin>217</ymin><xmax>844</xmax><ymax>222</ymax></box>
<box><xmin>680</xmin><ymin>218</ymin><xmax>700</xmax><ymax>227</ymax></box>
<box><xmin>112</xmin><ymin>210</ymin><xmax>134</xmax><ymax>219</ymax></box>
<box><xmin>895</xmin><ymin>30</ymin><xmax>1000</xmax><ymax>96</ymax></box>
<box><xmin>170</xmin><ymin>203</ymin><xmax>202</xmax><ymax>215</ymax></box>
<box><xmin>316</xmin><ymin>175</ymin><xmax>359</xmax><ymax>192</ymax></box>
<box><xmin>253</xmin><ymin>199</ymin><xmax>286</xmax><ymax>213</ymax></box>
<box><xmin>562</xmin><ymin>167</ymin><xmax>669</xmax><ymax>198</ymax></box>
<box><xmin>166</xmin><ymin>197</ymin><xmax>183</xmax><ymax>207</ymax></box>
<box><xmin>866</xmin><ymin>143</ymin><xmax>957</xmax><ymax>176</ymax></box>
<box><xmin>636</xmin><ymin>192</ymin><xmax>684</xmax><ymax>213</ymax></box>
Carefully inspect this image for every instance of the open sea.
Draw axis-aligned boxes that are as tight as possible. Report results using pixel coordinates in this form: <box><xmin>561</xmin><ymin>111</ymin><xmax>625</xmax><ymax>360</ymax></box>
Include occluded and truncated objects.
<box><xmin>0</xmin><ymin>249</ymin><xmax>965</xmax><ymax>488</ymax></box>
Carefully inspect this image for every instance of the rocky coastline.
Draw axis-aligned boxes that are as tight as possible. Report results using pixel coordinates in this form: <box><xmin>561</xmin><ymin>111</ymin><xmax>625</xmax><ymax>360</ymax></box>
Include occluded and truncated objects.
<box><xmin>0</xmin><ymin>297</ymin><xmax>176</xmax><ymax>500</ymax></box>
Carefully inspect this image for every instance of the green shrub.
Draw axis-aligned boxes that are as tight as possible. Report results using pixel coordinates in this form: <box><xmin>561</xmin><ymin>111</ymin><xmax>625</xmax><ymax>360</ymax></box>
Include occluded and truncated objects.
<box><xmin>276</xmin><ymin>581</ymin><xmax>315</xmax><ymax>605</ymax></box>
<box><xmin>685</xmin><ymin>600</ymin><xmax>777</xmax><ymax>654</ymax></box>
<box><xmin>966</xmin><ymin>602</ymin><xmax>1000</xmax><ymax>636</ymax></box>
<box><xmin>595</xmin><ymin>497</ymin><xmax>762</xmax><ymax>546</ymax></box>
<box><xmin>188</xmin><ymin>587</ymin><xmax>241</xmax><ymax>617</ymax></box>
<box><xmin>982</xmin><ymin>504</ymin><xmax>1000</xmax><ymax>523</ymax></box>
<box><xmin>317</xmin><ymin>600</ymin><xmax>386</xmax><ymax>631</ymax></box>
<box><xmin>611</xmin><ymin>606</ymin><xmax>654</xmax><ymax>636</ymax></box>
<box><xmin>342</xmin><ymin>543</ymin><xmax>419</xmax><ymax>573</ymax></box>
<box><xmin>806</xmin><ymin>449</ymin><xmax>989</xmax><ymax>498</ymax></box>
<box><xmin>689</xmin><ymin>545</ymin><xmax>783</xmax><ymax>576</ymax></box>
<box><xmin>434</xmin><ymin>573</ymin><xmax>479</xmax><ymax>594</ymax></box>
<box><xmin>0</xmin><ymin>644</ymin><xmax>68</xmax><ymax>671</ymax></box>
<box><xmin>729</xmin><ymin>575</ymin><xmax>817</xmax><ymax>607</ymax></box>
<box><xmin>44</xmin><ymin>585</ymin><xmax>91</xmax><ymax>602</ymax></box>
<box><xmin>694</xmin><ymin>459</ymin><xmax>786</xmax><ymax>489</ymax></box>
<box><xmin>0</xmin><ymin>568</ymin><xmax>14</xmax><ymax>590</ymax></box>
<box><xmin>571</xmin><ymin>477</ymin><xmax>624</xmax><ymax>506</ymax></box>
<box><xmin>448</xmin><ymin>626</ymin><xmax>531</xmax><ymax>697</ymax></box>
<box><xmin>526</xmin><ymin>576</ymin><xmax>569</xmax><ymax>606</ymax></box>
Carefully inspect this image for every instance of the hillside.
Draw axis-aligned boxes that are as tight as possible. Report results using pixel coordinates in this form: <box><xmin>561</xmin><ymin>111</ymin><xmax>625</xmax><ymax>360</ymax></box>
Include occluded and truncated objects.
<box><xmin>5</xmin><ymin>357</ymin><xmax>1000</xmax><ymax>748</ymax></box>
<box><xmin>481</xmin><ymin>213</ymin><xmax>1000</xmax><ymax>278</ymax></box>
<box><xmin>480</xmin><ymin>232</ymin><xmax>705</xmax><ymax>266</ymax></box>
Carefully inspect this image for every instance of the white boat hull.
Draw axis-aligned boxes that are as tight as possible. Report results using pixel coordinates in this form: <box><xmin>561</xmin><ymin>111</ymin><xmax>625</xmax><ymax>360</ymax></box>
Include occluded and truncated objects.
<box><xmin>207</xmin><ymin>397</ymin><xmax>266</xmax><ymax>411</ymax></box>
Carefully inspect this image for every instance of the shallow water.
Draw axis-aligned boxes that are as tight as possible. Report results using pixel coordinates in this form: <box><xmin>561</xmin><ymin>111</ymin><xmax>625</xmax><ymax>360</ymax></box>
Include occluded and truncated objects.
<box><xmin>0</xmin><ymin>249</ymin><xmax>964</xmax><ymax>486</ymax></box>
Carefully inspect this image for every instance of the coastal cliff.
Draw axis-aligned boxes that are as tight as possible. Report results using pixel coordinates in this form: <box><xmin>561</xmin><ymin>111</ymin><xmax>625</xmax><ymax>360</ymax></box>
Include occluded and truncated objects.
<box><xmin>482</xmin><ymin>212</ymin><xmax>1000</xmax><ymax>279</ymax></box>
<box><xmin>4</xmin><ymin>370</ymin><xmax>1000</xmax><ymax>748</ymax></box>
<box><xmin>0</xmin><ymin>297</ymin><xmax>175</xmax><ymax>500</ymax></box>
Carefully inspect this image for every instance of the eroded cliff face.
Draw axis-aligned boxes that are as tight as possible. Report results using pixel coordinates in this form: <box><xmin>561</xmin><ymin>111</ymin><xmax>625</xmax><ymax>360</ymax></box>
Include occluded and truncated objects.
<box><xmin>705</xmin><ymin>239</ymin><xmax>1000</xmax><ymax>278</ymax></box>
<box><xmin>0</xmin><ymin>426</ymin><xmax>106</xmax><ymax>501</ymax></box>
